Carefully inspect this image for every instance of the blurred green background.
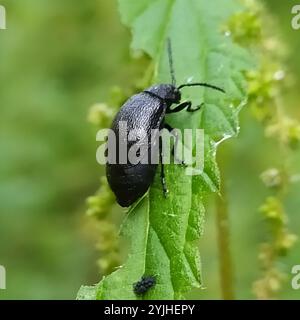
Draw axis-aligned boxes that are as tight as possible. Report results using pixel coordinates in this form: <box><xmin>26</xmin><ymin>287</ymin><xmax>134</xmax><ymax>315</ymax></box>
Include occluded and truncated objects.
<box><xmin>0</xmin><ymin>0</ymin><xmax>299</xmax><ymax>299</ymax></box>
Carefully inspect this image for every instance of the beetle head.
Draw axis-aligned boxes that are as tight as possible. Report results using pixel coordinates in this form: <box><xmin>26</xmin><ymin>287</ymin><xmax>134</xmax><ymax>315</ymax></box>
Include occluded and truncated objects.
<box><xmin>146</xmin><ymin>84</ymin><xmax>181</xmax><ymax>104</ymax></box>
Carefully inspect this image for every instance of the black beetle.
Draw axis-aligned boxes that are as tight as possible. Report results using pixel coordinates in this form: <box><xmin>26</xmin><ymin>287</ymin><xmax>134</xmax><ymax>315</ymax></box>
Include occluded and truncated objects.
<box><xmin>106</xmin><ymin>39</ymin><xmax>225</xmax><ymax>207</ymax></box>
<box><xmin>133</xmin><ymin>275</ymin><xmax>156</xmax><ymax>296</ymax></box>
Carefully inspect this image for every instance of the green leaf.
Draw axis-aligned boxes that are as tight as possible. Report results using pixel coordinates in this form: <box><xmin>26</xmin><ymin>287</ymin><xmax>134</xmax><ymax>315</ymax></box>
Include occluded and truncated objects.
<box><xmin>76</xmin><ymin>285</ymin><xmax>97</xmax><ymax>300</ymax></box>
<box><xmin>78</xmin><ymin>0</ymin><xmax>255</xmax><ymax>300</ymax></box>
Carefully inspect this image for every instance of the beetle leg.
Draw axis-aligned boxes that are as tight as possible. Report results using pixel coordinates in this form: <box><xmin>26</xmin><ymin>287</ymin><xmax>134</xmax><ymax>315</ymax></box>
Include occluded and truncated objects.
<box><xmin>166</xmin><ymin>101</ymin><xmax>190</xmax><ymax>113</ymax></box>
<box><xmin>187</xmin><ymin>102</ymin><xmax>204</xmax><ymax>112</ymax></box>
<box><xmin>164</xmin><ymin>123</ymin><xmax>187</xmax><ymax>166</ymax></box>
<box><xmin>159</xmin><ymin>136</ymin><xmax>168</xmax><ymax>197</ymax></box>
<box><xmin>166</xmin><ymin>101</ymin><xmax>204</xmax><ymax>113</ymax></box>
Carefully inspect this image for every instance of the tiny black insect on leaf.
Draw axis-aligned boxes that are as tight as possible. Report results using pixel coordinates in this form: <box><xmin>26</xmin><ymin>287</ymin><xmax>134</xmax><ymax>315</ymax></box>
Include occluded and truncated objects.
<box><xmin>133</xmin><ymin>275</ymin><xmax>156</xmax><ymax>296</ymax></box>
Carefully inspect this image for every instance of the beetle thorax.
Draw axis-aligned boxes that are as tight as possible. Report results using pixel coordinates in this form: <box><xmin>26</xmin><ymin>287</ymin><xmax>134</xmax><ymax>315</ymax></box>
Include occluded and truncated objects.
<box><xmin>145</xmin><ymin>84</ymin><xmax>181</xmax><ymax>105</ymax></box>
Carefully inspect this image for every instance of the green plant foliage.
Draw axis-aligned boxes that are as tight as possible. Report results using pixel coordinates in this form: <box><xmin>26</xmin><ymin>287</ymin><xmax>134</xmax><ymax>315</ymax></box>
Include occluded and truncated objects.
<box><xmin>225</xmin><ymin>0</ymin><xmax>299</xmax><ymax>299</ymax></box>
<box><xmin>78</xmin><ymin>0</ymin><xmax>255</xmax><ymax>299</ymax></box>
<box><xmin>0</xmin><ymin>0</ymin><xmax>132</xmax><ymax>299</ymax></box>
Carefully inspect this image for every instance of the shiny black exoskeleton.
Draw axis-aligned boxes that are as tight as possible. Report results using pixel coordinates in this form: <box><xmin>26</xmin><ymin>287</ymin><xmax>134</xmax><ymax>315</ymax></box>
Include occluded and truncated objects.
<box><xmin>106</xmin><ymin>40</ymin><xmax>225</xmax><ymax>207</ymax></box>
<box><xmin>133</xmin><ymin>275</ymin><xmax>156</xmax><ymax>296</ymax></box>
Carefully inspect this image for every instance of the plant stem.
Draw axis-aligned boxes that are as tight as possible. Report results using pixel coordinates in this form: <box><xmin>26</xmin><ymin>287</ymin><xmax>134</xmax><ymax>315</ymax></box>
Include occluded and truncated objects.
<box><xmin>215</xmin><ymin>182</ymin><xmax>235</xmax><ymax>300</ymax></box>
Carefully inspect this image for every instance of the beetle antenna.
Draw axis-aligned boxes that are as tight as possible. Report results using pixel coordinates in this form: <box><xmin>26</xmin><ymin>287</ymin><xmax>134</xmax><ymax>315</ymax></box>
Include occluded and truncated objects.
<box><xmin>178</xmin><ymin>82</ymin><xmax>225</xmax><ymax>93</ymax></box>
<box><xmin>167</xmin><ymin>38</ymin><xmax>176</xmax><ymax>86</ymax></box>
